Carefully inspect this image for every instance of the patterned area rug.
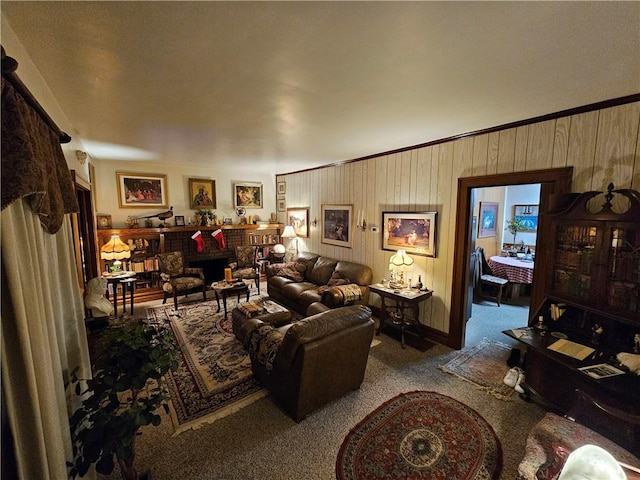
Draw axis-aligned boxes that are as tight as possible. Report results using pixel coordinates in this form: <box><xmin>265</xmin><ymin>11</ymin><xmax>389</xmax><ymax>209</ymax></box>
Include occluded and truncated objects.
<box><xmin>145</xmin><ymin>297</ymin><xmax>267</xmax><ymax>435</ymax></box>
<box><xmin>438</xmin><ymin>338</ymin><xmax>516</xmax><ymax>400</ymax></box>
<box><xmin>336</xmin><ymin>391</ymin><xmax>502</xmax><ymax>480</ymax></box>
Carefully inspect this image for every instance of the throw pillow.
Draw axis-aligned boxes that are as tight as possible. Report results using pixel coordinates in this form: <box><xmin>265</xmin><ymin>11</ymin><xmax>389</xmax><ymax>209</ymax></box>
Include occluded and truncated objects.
<box><xmin>327</xmin><ymin>271</ymin><xmax>351</xmax><ymax>286</ymax></box>
<box><xmin>277</xmin><ymin>262</ymin><xmax>306</xmax><ymax>282</ymax></box>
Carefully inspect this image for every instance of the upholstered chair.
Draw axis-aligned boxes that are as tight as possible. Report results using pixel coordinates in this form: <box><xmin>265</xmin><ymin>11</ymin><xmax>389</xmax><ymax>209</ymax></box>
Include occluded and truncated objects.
<box><xmin>229</xmin><ymin>245</ymin><xmax>260</xmax><ymax>294</ymax></box>
<box><xmin>244</xmin><ymin>304</ymin><xmax>375</xmax><ymax>421</ymax></box>
<box><xmin>157</xmin><ymin>251</ymin><xmax>207</xmax><ymax>309</ymax></box>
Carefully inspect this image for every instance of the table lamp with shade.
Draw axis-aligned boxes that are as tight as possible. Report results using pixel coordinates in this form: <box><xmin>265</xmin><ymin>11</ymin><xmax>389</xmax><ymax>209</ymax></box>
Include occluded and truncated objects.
<box><xmin>101</xmin><ymin>234</ymin><xmax>131</xmax><ymax>272</ymax></box>
<box><xmin>389</xmin><ymin>250</ymin><xmax>414</xmax><ymax>288</ymax></box>
<box><xmin>281</xmin><ymin>225</ymin><xmax>298</xmax><ymax>262</ymax></box>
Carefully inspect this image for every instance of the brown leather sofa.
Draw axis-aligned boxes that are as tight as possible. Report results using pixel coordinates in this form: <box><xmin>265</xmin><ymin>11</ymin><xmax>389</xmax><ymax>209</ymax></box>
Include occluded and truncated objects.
<box><xmin>265</xmin><ymin>252</ymin><xmax>373</xmax><ymax>315</ymax></box>
<box><xmin>244</xmin><ymin>305</ymin><xmax>375</xmax><ymax>422</ymax></box>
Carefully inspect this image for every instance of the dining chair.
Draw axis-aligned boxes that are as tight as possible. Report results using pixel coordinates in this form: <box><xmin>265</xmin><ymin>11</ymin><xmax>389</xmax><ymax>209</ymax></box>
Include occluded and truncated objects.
<box><xmin>474</xmin><ymin>247</ymin><xmax>508</xmax><ymax>306</ymax></box>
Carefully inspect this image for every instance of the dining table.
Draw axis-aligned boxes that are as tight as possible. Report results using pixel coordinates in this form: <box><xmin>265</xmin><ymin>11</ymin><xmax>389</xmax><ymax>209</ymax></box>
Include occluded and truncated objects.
<box><xmin>488</xmin><ymin>256</ymin><xmax>535</xmax><ymax>297</ymax></box>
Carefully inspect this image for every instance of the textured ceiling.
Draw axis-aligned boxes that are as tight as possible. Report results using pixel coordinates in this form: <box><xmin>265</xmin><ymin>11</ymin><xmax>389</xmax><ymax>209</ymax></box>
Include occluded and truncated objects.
<box><xmin>2</xmin><ymin>1</ymin><xmax>639</xmax><ymax>174</ymax></box>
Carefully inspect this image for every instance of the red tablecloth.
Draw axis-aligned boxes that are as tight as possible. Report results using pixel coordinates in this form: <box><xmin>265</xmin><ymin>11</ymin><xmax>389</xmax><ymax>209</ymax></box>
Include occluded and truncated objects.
<box><xmin>488</xmin><ymin>256</ymin><xmax>534</xmax><ymax>284</ymax></box>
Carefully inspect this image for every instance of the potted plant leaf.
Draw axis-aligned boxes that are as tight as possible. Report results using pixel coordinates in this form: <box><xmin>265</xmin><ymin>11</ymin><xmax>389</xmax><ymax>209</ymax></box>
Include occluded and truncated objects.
<box><xmin>68</xmin><ymin>319</ymin><xmax>177</xmax><ymax>480</ymax></box>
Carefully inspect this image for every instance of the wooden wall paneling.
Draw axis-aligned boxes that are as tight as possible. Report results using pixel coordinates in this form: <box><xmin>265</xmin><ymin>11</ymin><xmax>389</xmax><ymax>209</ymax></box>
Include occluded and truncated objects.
<box><xmin>514</xmin><ymin>125</ymin><xmax>529</xmax><ymax>172</ymax></box>
<box><xmin>592</xmin><ymin>103</ymin><xmax>640</xmax><ymax>191</ymax></box>
<box><xmin>471</xmin><ymin>134</ymin><xmax>489</xmax><ymax>177</ymax></box>
<box><xmin>497</xmin><ymin>128</ymin><xmax>517</xmax><ymax>174</ymax></box>
<box><xmin>552</xmin><ymin>116</ymin><xmax>571</xmax><ymax>168</ymax></box>
<box><xmin>352</xmin><ymin>161</ymin><xmax>365</xmax><ymax>262</ymax></box>
<box><xmin>487</xmin><ymin>131</ymin><xmax>500</xmax><ymax>175</ymax></box>
<box><xmin>634</xmin><ymin>122</ymin><xmax>640</xmax><ymax>191</ymax></box>
<box><xmin>567</xmin><ymin>110</ymin><xmax>598</xmax><ymax>191</ymax></box>
<box><xmin>526</xmin><ymin>119</ymin><xmax>556</xmax><ymax>171</ymax></box>
<box><xmin>364</xmin><ymin>158</ymin><xmax>377</xmax><ymax>271</ymax></box>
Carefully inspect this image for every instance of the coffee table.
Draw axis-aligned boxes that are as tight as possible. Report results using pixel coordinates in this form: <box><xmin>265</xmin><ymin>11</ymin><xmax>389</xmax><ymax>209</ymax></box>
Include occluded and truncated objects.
<box><xmin>211</xmin><ymin>281</ymin><xmax>250</xmax><ymax>317</ymax></box>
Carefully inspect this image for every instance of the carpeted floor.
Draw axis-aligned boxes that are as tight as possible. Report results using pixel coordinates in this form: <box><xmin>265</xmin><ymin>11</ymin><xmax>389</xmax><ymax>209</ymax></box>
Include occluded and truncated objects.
<box><xmin>100</xmin><ymin>291</ymin><xmax>544</xmax><ymax>480</ymax></box>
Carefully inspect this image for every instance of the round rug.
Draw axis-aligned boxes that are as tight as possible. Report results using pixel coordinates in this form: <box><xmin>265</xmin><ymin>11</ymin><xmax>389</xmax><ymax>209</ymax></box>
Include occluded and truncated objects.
<box><xmin>336</xmin><ymin>391</ymin><xmax>502</xmax><ymax>480</ymax></box>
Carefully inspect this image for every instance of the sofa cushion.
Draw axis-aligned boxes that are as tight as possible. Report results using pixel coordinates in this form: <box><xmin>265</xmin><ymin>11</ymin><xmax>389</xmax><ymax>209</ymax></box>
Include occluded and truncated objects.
<box><xmin>298</xmin><ymin>288</ymin><xmax>323</xmax><ymax>309</ymax></box>
<box><xmin>282</xmin><ymin>281</ymin><xmax>317</xmax><ymax>299</ymax></box>
<box><xmin>295</xmin><ymin>252</ymin><xmax>320</xmax><ymax>279</ymax></box>
<box><xmin>308</xmin><ymin>256</ymin><xmax>338</xmax><ymax>285</ymax></box>
<box><xmin>335</xmin><ymin>260</ymin><xmax>373</xmax><ymax>286</ymax></box>
<box><xmin>274</xmin><ymin>262</ymin><xmax>306</xmax><ymax>282</ymax></box>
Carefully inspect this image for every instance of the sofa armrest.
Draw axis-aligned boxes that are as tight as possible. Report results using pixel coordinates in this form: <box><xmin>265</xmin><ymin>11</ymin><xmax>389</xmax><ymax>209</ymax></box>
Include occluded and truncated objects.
<box><xmin>245</xmin><ymin>321</ymin><xmax>284</xmax><ymax>371</ymax></box>
<box><xmin>321</xmin><ymin>284</ymin><xmax>365</xmax><ymax>308</ymax></box>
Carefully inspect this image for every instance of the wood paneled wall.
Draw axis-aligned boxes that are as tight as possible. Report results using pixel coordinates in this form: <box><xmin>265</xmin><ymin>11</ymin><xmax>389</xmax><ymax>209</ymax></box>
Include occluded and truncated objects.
<box><xmin>277</xmin><ymin>101</ymin><xmax>640</xmax><ymax>335</ymax></box>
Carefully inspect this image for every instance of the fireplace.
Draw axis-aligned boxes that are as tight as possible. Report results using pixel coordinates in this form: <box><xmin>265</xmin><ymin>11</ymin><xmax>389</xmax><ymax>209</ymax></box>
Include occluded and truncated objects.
<box><xmin>189</xmin><ymin>258</ymin><xmax>228</xmax><ymax>284</ymax></box>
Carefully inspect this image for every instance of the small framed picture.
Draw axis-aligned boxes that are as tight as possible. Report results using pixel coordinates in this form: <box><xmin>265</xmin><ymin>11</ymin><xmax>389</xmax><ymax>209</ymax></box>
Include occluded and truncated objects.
<box><xmin>277</xmin><ymin>197</ymin><xmax>286</xmax><ymax>212</ymax></box>
<box><xmin>478</xmin><ymin>202</ymin><xmax>499</xmax><ymax>238</ymax></box>
<box><xmin>233</xmin><ymin>181</ymin><xmax>263</xmax><ymax>209</ymax></box>
<box><xmin>277</xmin><ymin>181</ymin><xmax>286</xmax><ymax>195</ymax></box>
<box><xmin>321</xmin><ymin>204</ymin><xmax>352</xmax><ymax>248</ymax></box>
<box><xmin>96</xmin><ymin>214</ymin><xmax>112</xmax><ymax>230</ymax></box>
<box><xmin>188</xmin><ymin>178</ymin><xmax>216</xmax><ymax>209</ymax></box>
<box><xmin>174</xmin><ymin>215</ymin><xmax>185</xmax><ymax>226</ymax></box>
<box><xmin>286</xmin><ymin>207</ymin><xmax>309</xmax><ymax>238</ymax></box>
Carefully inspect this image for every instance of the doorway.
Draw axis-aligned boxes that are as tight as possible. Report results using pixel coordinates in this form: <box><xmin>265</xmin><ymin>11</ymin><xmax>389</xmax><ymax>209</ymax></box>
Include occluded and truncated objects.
<box><xmin>449</xmin><ymin>167</ymin><xmax>574</xmax><ymax>350</ymax></box>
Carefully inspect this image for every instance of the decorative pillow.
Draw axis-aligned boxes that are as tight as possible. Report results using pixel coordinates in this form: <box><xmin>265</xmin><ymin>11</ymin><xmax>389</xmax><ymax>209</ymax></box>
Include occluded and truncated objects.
<box><xmin>327</xmin><ymin>271</ymin><xmax>351</xmax><ymax>287</ymax></box>
<box><xmin>276</xmin><ymin>262</ymin><xmax>306</xmax><ymax>282</ymax></box>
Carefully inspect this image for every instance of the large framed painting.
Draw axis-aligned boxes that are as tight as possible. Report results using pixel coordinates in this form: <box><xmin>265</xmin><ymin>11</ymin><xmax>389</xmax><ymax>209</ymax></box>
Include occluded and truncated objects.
<box><xmin>233</xmin><ymin>182</ymin><xmax>263</xmax><ymax>209</ymax></box>
<box><xmin>286</xmin><ymin>207</ymin><xmax>309</xmax><ymax>238</ymax></box>
<box><xmin>478</xmin><ymin>202</ymin><xmax>499</xmax><ymax>238</ymax></box>
<box><xmin>117</xmin><ymin>172</ymin><xmax>168</xmax><ymax>208</ymax></box>
<box><xmin>188</xmin><ymin>178</ymin><xmax>216</xmax><ymax>209</ymax></box>
<box><xmin>513</xmin><ymin>204</ymin><xmax>539</xmax><ymax>231</ymax></box>
<box><xmin>321</xmin><ymin>204</ymin><xmax>352</xmax><ymax>248</ymax></box>
<box><xmin>382</xmin><ymin>211</ymin><xmax>437</xmax><ymax>257</ymax></box>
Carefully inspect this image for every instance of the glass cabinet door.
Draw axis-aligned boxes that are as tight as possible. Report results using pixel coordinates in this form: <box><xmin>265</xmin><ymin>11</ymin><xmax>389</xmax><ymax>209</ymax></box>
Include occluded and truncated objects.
<box><xmin>552</xmin><ymin>224</ymin><xmax>597</xmax><ymax>301</ymax></box>
<box><xmin>607</xmin><ymin>226</ymin><xmax>640</xmax><ymax>315</ymax></box>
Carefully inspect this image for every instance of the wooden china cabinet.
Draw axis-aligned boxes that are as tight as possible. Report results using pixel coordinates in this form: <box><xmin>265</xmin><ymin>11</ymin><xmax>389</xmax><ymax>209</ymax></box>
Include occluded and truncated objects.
<box><xmin>505</xmin><ymin>184</ymin><xmax>640</xmax><ymax>450</ymax></box>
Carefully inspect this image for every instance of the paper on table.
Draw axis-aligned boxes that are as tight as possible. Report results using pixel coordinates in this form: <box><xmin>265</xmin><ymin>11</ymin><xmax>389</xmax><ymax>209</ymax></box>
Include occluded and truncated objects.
<box><xmin>547</xmin><ymin>339</ymin><xmax>595</xmax><ymax>361</ymax></box>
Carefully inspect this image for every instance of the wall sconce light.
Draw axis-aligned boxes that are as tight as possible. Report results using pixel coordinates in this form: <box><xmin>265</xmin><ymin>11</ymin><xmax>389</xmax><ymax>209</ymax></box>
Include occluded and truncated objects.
<box><xmin>356</xmin><ymin>209</ymin><xmax>367</xmax><ymax>231</ymax></box>
<box><xmin>311</xmin><ymin>218</ymin><xmax>318</xmax><ymax>227</ymax></box>
<box><xmin>75</xmin><ymin>150</ymin><xmax>88</xmax><ymax>165</ymax></box>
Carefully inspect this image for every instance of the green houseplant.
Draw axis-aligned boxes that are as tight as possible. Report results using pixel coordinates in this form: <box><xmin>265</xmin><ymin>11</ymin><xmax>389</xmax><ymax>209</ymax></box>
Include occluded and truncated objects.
<box><xmin>506</xmin><ymin>217</ymin><xmax>527</xmax><ymax>248</ymax></box>
<box><xmin>68</xmin><ymin>320</ymin><xmax>177</xmax><ymax>480</ymax></box>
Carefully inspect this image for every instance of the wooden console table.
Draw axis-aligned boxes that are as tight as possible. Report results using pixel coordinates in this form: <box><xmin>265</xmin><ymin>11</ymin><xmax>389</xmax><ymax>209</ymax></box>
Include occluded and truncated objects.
<box><xmin>369</xmin><ymin>284</ymin><xmax>433</xmax><ymax>349</ymax></box>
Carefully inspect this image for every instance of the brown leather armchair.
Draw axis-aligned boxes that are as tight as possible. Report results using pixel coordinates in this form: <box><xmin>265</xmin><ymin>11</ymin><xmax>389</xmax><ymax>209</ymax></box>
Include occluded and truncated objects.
<box><xmin>244</xmin><ymin>305</ymin><xmax>375</xmax><ymax>422</ymax></box>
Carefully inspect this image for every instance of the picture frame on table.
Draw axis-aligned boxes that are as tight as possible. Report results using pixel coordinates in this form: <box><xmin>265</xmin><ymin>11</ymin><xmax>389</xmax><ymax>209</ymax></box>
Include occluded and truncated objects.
<box><xmin>321</xmin><ymin>204</ymin><xmax>352</xmax><ymax>248</ymax></box>
<box><xmin>277</xmin><ymin>181</ymin><xmax>286</xmax><ymax>195</ymax></box>
<box><xmin>286</xmin><ymin>207</ymin><xmax>309</xmax><ymax>238</ymax></box>
<box><xmin>188</xmin><ymin>178</ymin><xmax>216</xmax><ymax>209</ymax></box>
<box><xmin>174</xmin><ymin>215</ymin><xmax>185</xmax><ymax>226</ymax></box>
<box><xmin>478</xmin><ymin>202</ymin><xmax>499</xmax><ymax>238</ymax></box>
<box><xmin>382</xmin><ymin>211</ymin><xmax>437</xmax><ymax>257</ymax></box>
<box><xmin>233</xmin><ymin>181</ymin><xmax>263</xmax><ymax>209</ymax></box>
<box><xmin>513</xmin><ymin>204</ymin><xmax>539</xmax><ymax>232</ymax></box>
<box><xmin>96</xmin><ymin>214</ymin><xmax>112</xmax><ymax>230</ymax></box>
<box><xmin>117</xmin><ymin>172</ymin><xmax>168</xmax><ymax>208</ymax></box>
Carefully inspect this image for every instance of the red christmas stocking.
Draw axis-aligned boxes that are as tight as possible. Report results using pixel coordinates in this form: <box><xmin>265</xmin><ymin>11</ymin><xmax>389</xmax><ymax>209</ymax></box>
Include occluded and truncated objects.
<box><xmin>212</xmin><ymin>229</ymin><xmax>226</xmax><ymax>249</ymax></box>
<box><xmin>191</xmin><ymin>230</ymin><xmax>205</xmax><ymax>253</ymax></box>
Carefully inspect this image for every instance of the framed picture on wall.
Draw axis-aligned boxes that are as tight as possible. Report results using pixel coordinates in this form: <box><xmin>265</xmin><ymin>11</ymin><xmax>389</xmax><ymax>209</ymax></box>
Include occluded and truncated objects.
<box><xmin>382</xmin><ymin>211</ymin><xmax>437</xmax><ymax>257</ymax></box>
<box><xmin>233</xmin><ymin>181</ymin><xmax>263</xmax><ymax>209</ymax></box>
<box><xmin>513</xmin><ymin>204</ymin><xmax>539</xmax><ymax>231</ymax></box>
<box><xmin>321</xmin><ymin>204</ymin><xmax>352</xmax><ymax>248</ymax></box>
<box><xmin>277</xmin><ymin>197</ymin><xmax>286</xmax><ymax>212</ymax></box>
<box><xmin>188</xmin><ymin>178</ymin><xmax>216</xmax><ymax>209</ymax></box>
<box><xmin>478</xmin><ymin>202</ymin><xmax>499</xmax><ymax>238</ymax></box>
<box><xmin>116</xmin><ymin>172</ymin><xmax>168</xmax><ymax>208</ymax></box>
<box><xmin>277</xmin><ymin>181</ymin><xmax>286</xmax><ymax>195</ymax></box>
<box><xmin>286</xmin><ymin>207</ymin><xmax>309</xmax><ymax>238</ymax></box>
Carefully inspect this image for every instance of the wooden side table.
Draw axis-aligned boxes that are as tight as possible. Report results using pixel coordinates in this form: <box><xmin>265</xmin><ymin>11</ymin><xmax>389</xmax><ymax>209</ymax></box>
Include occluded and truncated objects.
<box><xmin>369</xmin><ymin>284</ymin><xmax>433</xmax><ymax>349</ymax></box>
<box><xmin>211</xmin><ymin>281</ymin><xmax>250</xmax><ymax>317</ymax></box>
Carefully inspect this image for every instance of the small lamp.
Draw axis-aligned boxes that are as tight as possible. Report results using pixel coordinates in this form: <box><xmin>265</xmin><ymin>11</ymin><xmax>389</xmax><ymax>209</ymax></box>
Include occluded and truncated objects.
<box><xmin>389</xmin><ymin>250</ymin><xmax>414</xmax><ymax>287</ymax></box>
<box><xmin>281</xmin><ymin>225</ymin><xmax>298</xmax><ymax>262</ymax></box>
<box><xmin>101</xmin><ymin>234</ymin><xmax>131</xmax><ymax>272</ymax></box>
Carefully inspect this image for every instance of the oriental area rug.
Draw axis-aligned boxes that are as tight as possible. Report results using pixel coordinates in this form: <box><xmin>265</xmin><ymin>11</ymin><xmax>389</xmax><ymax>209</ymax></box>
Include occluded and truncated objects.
<box><xmin>438</xmin><ymin>338</ymin><xmax>516</xmax><ymax>400</ymax></box>
<box><xmin>145</xmin><ymin>297</ymin><xmax>267</xmax><ymax>435</ymax></box>
<box><xmin>335</xmin><ymin>391</ymin><xmax>502</xmax><ymax>480</ymax></box>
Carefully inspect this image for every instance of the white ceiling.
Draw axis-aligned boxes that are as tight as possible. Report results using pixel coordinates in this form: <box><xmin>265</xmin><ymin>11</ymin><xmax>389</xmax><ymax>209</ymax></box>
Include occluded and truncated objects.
<box><xmin>2</xmin><ymin>2</ymin><xmax>639</xmax><ymax>174</ymax></box>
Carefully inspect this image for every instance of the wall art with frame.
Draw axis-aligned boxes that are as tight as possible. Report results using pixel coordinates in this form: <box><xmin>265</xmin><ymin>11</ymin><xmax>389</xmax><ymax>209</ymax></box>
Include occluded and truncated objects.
<box><xmin>233</xmin><ymin>181</ymin><xmax>263</xmax><ymax>209</ymax></box>
<box><xmin>277</xmin><ymin>181</ymin><xmax>286</xmax><ymax>195</ymax></box>
<box><xmin>117</xmin><ymin>172</ymin><xmax>168</xmax><ymax>208</ymax></box>
<box><xmin>286</xmin><ymin>207</ymin><xmax>309</xmax><ymax>238</ymax></box>
<box><xmin>174</xmin><ymin>215</ymin><xmax>185</xmax><ymax>226</ymax></box>
<box><xmin>513</xmin><ymin>204</ymin><xmax>539</xmax><ymax>231</ymax></box>
<box><xmin>321</xmin><ymin>204</ymin><xmax>352</xmax><ymax>248</ymax></box>
<box><xmin>382</xmin><ymin>211</ymin><xmax>437</xmax><ymax>257</ymax></box>
<box><xmin>188</xmin><ymin>178</ymin><xmax>216</xmax><ymax>209</ymax></box>
<box><xmin>277</xmin><ymin>197</ymin><xmax>286</xmax><ymax>212</ymax></box>
<box><xmin>478</xmin><ymin>202</ymin><xmax>499</xmax><ymax>238</ymax></box>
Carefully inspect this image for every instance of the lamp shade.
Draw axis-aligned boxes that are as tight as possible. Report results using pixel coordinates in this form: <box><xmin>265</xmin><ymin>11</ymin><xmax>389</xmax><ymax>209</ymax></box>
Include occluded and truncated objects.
<box><xmin>389</xmin><ymin>250</ymin><xmax>414</xmax><ymax>269</ymax></box>
<box><xmin>100</xmin><ymin>234</ymin><xmax>131</xmax><ymax>260</ymax></box>
<box><xmin>281</xmin><ymin>225</ymin><xmax>297</xmax><ymax>238</ymax></box>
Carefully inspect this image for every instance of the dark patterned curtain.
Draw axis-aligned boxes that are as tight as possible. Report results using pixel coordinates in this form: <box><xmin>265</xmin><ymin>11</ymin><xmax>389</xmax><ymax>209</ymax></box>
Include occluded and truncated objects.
<box><xmin>1</xmin><ymin>77</ymin><xmax>78</xmax><ymax>233</ymax></box>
